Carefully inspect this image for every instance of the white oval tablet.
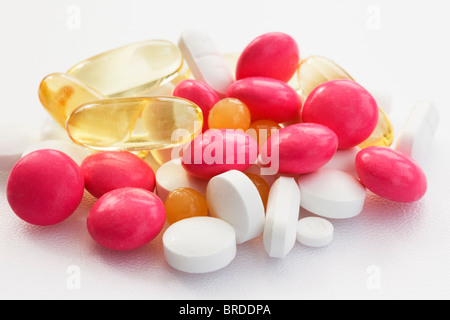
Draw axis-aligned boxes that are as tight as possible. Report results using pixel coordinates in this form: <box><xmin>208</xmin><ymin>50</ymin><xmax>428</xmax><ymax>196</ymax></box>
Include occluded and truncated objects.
<box><xmin>395</xmin><ymin>100</ymin><xmax>439</xmax><ymax>168</ymax></box>
<box><xmin>178</xmin><ymin>28</ymin><xmax>235</xmax><ymax>97</ymax></box>
<box><xmin>22</xmin><ymin>139</ymin><xmax>91</xmax><ymax>166</ymax></box>
<box><xmin>297</xmin><ymin>168</ymin><xmax>366</xmax><ymax>219</ymax></box>
<box><xmin>163</xmin><ymin>216</ymin><xmax>236</xmax><ymax>273</ymax></box>
<box><xmin>0</xmin><ymin>124</ymin><xmax>40</xmax><ymax>171</ymax></box>
<box><xmin>206</xmin><ymin>170</ymin><xmax>265</xmax><ymax>244</ymax></box>
<box><xmin>263</xmin><ymin>177</ymin><xmax>301</xmax><ymax>258</ymax></box>
<box><xmin>297</xmin><ymin>217</ymin><xmax>334</xmax><ymax>247</ymax></box>
<box><xmin>322</xmin><ymin>147</ymin><xmax>360</xmax><ymax>177</ymax></box>
<box><xmin>155</xmin><ymin>158</ymin><xmax>208</xmax><ymax>201</ymax></box>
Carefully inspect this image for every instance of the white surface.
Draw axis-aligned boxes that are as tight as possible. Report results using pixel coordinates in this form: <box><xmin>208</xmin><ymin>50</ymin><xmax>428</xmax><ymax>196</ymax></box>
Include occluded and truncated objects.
<box><xmin>22</xmin><ymin>140</ymin><xmax>91</xmax><ymax>166</ymax></box>
<box><xmin>298</xmin><ymin>168</ymin><xmax>367</xmax><ymax>219</ymax></box>
<box><xmin>297</xmin><ymin>217</ymin><xmax>334</xmax><ymax>248</ymax></box>
<box><xmin>0</xmin><ymin>124</ymin><xmax>40</xmax><ymax>171</ymax></box>
<box><xmin>163</xmin><ymin>217</ymin><xmax>237</xmax><ymax>274</ymax></box>
<box><xmin>206</xmin><ymin>170</ymin><xmax>265</xmax><ymax>244</ymax></box>
<box><xmin>263</xmin><ymin>177</ymin><xmax>301</xmax><ymax>258</ymax></box>
<box><xmin>1</xmin><ymin>0</ymin><xmax>450</xmax><ymax>300</ymax></box>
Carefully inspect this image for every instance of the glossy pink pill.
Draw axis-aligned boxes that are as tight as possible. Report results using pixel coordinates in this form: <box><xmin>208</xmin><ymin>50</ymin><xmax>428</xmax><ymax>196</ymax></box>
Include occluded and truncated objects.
<box><xmin>87</xmin><ymin>187</ymin><xmax>166</xmax><ymax>251</ymax></box>
<box><xmin>355</xmin><ymin>146</ymin><xmax>427</xmax><ymax>203</ymax></box>
<box><xmin>182</xmin><ymin>129</ymin><xmax>258</xmax><ymax>180</ymax></box>
<box><xmin>236</xmin><ymin>32</ymin><xmax>300</xmax><ymax>82</ymax></box>
<box><xmin>81</xmin><ymin>151</ymin><xmax>156</xmax><ymax>199</ymax></box>
<box><xmin>6</xmin><ymin>149</ymin><xmax>84</xmax><ymax>226</ymax></box>
<box><xmin>260</xmin><ymin>123</ymin><xmax>338</xmax><ymax>175</ymax></box>
<box><xmin>302</xmin><ymin>79</ymin><xmax>378</xmax><ymax>149</ymax></box>
<box><xmin>173</xmin><ymin>79</ymin><xmax>221</xmax><ymax>131</ymax></box>
<box><xmin>227</xmin><ymin>77</ymin><xmax>302</xmax><ymax>123</ymax></box>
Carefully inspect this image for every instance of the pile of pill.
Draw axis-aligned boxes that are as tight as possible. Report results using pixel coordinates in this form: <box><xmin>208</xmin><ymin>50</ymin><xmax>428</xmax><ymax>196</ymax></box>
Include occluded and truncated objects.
<box><xmin>2</xmin><ymin>29</ymin><xmax>440</xmax><ymax>274</ymax></box>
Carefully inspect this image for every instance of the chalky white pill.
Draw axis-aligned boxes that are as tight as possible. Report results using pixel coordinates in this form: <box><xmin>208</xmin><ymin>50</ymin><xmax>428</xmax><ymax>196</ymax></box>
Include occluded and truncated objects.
<box><xmin>22</xmin><ymin>139</ymin><xmax>91</xmax><ymax>166</ymax></box>
<box><xmin>297</xmin><ymin>217</ymin><xmax>334</xmax><ymax>247</ymax></box>
<box><xmin>206</xmin><ymin>170</ymin><xmax>265</xmax><ymax>244</ymax></box>
<box><xmin>0</xmin><ymin>124</ymin><xmax>40</xmax><ymax>171</ymax></box>
<box><xmin>263</xmin><ymin>177</ymin><xmax>301</xmax><ymax>258</ymax></box>
<box><xmin>163</xmin><ymin>216</ymin><xmax>236</xmax><ymax>273</ymax></box>
<box><xmin>297</xmin><ymin>168</ymin><xmax>366</xmax><ymax>219</ymax></box>
<box><xmin>155</xmin><ymin>158</ymin><xmax>208</xmax><ymax>202</ymax></box>
<box><xmin>178</xmin><ymin>28</ymin><xmax>235</xmax><ymax>97</ymax></box>
<box><xmin>395</xmin><ymin>100</ymin><xmax>439</xmax><ymax>168</ymax></box>
<box><xmin>322</xmin><ymin>147</ymin><xmax>360</xmax><ymax>177</ymax></box>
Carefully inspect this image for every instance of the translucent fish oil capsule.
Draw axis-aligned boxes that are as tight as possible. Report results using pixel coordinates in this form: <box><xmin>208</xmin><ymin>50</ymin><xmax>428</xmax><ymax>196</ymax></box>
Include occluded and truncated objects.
<box><xmin>294</xmin><ymin>55</ymin><xmax>354</xmax><ymax>101</ymax></box>
<box><xmin>38</xmin><ymin>73</ymin><xmax>105</xmax><ymax>128</ymax></box>
<box><xmin>67</xmin><ymin>40</ymin><xmax>188</xmax><ymax>98</ymax></box>
<box><xmin>66</xmin><ymin>96</ymin><xmax>203</xmax><ymax>152</ymax></box>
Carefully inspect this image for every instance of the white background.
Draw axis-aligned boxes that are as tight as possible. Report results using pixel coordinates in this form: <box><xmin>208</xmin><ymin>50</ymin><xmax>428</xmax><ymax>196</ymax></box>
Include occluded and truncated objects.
<box><xmin>1</xmin><ymin>0</ymin><xmax>450</xmax><ymax>300</ymax></box>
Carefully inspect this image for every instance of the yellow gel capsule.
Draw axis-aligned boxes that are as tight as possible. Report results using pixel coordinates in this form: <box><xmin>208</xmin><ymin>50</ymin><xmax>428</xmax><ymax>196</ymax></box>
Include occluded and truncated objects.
<box><xmin>294</xmin><ymin>55</ymin><xmax>354</xmax><ymax>101</ymax></box>
<box><xmin>38</xmin><ymin>73</ymin><xmax>105</xmax><ymax>128</ymax></box>
<box><xmin>67</xmin><ymin>40</ymin><xmax>187</xmax><ymax>98</ymax></box>
<box><xmin>67</xmin><ymin>96</ymin><xmax>203</xmax><ymax>152</ymax></box>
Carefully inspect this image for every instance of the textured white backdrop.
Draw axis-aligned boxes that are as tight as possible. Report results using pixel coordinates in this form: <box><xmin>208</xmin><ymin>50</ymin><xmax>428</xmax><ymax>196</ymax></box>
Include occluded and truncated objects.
<box><xmin>1</xmin><ymin>0</ymin><xmax>449</xmax><ymax>300</ymax></box>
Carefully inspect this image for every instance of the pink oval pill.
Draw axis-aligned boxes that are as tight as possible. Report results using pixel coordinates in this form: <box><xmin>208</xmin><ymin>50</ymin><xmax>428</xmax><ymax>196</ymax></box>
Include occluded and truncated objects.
<box><xmin>6</xmin><ymin>149</ymin><xmax>85</xmax><ymax>226</ymax></box>
<box><xmin>355</xmin><ymin>146</ymin><xmax>427</xmax><ymax>203</ymax></box>
<box><xmin>260</xmin><ymin>123</ymin><xmax>338</xmax><ymax>175</ymax></box>
<box><xmin>236</xmin><ymin>32</ymin><xmax>300</xmax><ymax>82</ymax></box>
<box><xmin>81</xmin><ymin>151</ymin><xmax>156</xmax><ymax>199</ymax></box>
<box><xmin>302</xmin><ymin>79</ymin><xmax>378</xmax><ymax>149</ymax></box>
<box><xmin>87</xmin><ymin>187</ymin><xmax>166</xmax><ymax>251</ymax></box>
<box><xmin>173</xmin><ymin>79</ymin><xmax>220</xmax><ymax>131</ymax></box>
<box><xmin>227</xmin><ymin>77</ymin><xmax>302</xmax><ymax>123</ymax></box>
<box><xmin>182</xmin><ymin>129</ymin><xmax>258</xmax><ymax>180</ymax></box>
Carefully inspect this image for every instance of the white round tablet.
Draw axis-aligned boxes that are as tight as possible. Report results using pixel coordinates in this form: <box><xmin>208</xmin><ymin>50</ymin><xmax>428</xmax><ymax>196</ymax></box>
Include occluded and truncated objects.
<box><xmin>163</xmin><ymin>216</ymin><xmax>236</xmax><ymax>273</ymax></box>
<box><xmin>263</xmin><ymin>176</ymin><xmax>301</xmax><ymax>258</ymax></box>
<box><xmin>297</xmin><ymin>168</ymin><xmax>366</xmax><ymax>219</ymax></box>
<box><xmin>0</xmin><ymin>124</ymin><xmax>40</xmax><ymax>171</ymax></box>
<box><xmin>155</xmin><ymin>158</ymin><xmax>208</xmax><ymax>202</ymax></box>
<box><xmin>297</xmin><ymin>217</ymin><xmax>334</xmax><ymax>247</ymax></box>
<box><xmin>22</xmin><ymin>139</ymin><xmax>91</xmax><ymax>166</ymax></box>
<box><xmin>206</xmin><ymin>170</ymin><xmax>265</xmax><ymax>244</ymax></box>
